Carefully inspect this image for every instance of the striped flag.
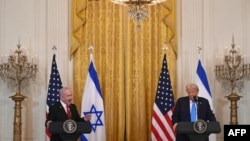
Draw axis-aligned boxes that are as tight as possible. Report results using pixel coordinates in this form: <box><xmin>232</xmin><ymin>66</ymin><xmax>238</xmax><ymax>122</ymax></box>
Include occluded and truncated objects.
<box><xmin>196</xmin><ymin>59</ymin><xmax>214</xmax><ymax>111</ymax></box>
<box><xmin>45</xmin><ymin>54</ymin><xmax>63</xmax><ymax>140</ymax></box>
<box><xmin>196</xmin><ymin>59</ymin><xmax>216</xmax><ymax>141</ymax></box>
<box><xmin>81</xmin><ymin>53</ymin><xmax>106</xmax><ymax>141</ymax></box>
<box><xmin>151</xmin><ymin>54</ymin><xmax>176</xmax><ymax>141</ymax></box>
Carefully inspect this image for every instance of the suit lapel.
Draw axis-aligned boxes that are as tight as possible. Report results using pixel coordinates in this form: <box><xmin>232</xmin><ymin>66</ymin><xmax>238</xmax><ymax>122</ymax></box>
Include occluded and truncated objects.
<box><xmin>58</xmin><ymin>102</ymin><xmax>68</xmax><ymax>119</ymax></box>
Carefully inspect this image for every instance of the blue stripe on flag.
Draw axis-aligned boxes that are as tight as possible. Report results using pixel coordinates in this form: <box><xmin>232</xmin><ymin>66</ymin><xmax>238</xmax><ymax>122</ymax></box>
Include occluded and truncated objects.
<box><xmin>81</xmin><ymin>134</ymin><xmax>88</xmax><ymax>141</ymax></box>
<box><xmin>89</xmin><ymin>61</ymin><xmax>102</xmax><ymax>98</ymax></box>
<box><xmin>196</xmin><ymin>60</ymin><xmax>211</xmax><ymax>95</ymax></box>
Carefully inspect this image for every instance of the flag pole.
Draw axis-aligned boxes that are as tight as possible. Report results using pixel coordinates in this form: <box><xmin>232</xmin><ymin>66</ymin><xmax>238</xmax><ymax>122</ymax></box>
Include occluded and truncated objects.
<box><xmin>81</xmin><ymin>47</ymin><xmax>106</xmax><ymax>141</ymax></box>
<box><xmin>195</xmin><ymin>45</ymin><xmax>217</xmax><ymax>141</ymax></box>
<box><xmin>151</xmin><ymin>46</ymin><xmax>176</xmax><ymax>141</ymax></box>
<box><xmin>45</xmin><ymin>48</ymin><xmax>63</xmax><ymax>141</ymax></box>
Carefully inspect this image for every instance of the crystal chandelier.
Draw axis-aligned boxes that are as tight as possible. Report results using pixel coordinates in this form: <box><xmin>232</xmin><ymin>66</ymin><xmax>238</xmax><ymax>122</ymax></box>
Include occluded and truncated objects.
<box><xmin>111</xmin><ymin>0</ymin><xmax>166</xmax><ymax>25</ymax></box>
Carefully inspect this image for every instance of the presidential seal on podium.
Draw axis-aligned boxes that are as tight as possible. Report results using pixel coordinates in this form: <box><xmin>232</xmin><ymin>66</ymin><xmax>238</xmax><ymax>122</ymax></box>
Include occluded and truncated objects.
<box><xmin>63</xmin><ymin>119</ymin><xmax>77</xmax><ymax>133</ymax></box>
<box><xmin>193</xmin><ymin>119</ymin><xmax>207</xmax><ymax>134</ymax></box>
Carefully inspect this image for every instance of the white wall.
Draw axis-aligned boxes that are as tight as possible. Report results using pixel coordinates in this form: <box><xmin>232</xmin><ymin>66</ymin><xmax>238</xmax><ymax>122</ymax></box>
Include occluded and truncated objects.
<box><xmin>0</xmin><ymin>0</ymin><xmax>250</xmax><ymax>140</ymax></box>
<box><xmin>0</xmin><ymin>0</ymin><xmax>71</xmax><ymax>140</ymax></box>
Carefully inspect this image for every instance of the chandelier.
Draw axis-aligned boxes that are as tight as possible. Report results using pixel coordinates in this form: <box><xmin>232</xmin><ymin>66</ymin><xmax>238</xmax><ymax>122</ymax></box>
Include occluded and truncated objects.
<box><xmin>215</xmin><ymin>36</ymin><xmax>250</xmax><ymax>125</ymax></box>
<box><xmin>111</xmin><ymin>0</ymin><xmax>166</xmax><ymax>26</ymax></box>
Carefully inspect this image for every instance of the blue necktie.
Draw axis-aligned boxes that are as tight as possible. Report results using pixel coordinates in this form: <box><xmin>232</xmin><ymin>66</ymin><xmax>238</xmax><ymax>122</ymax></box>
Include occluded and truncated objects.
<box><xmin>191</xmin><ymin>101</ymin><xmax>196</xmax><ymax>122</ymax></box>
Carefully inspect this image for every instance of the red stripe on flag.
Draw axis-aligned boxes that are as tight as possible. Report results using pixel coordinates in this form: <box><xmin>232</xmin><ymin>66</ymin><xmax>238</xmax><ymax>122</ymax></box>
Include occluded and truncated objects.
<box><xmin>151</xmin><ymin>123</ymin><xmax>162</xmax><ymax>140</ymax></box>
<box><xmin>152</xmin><ymin>110</ymin><xmax>173</xmax><ymax>141</ymax></box>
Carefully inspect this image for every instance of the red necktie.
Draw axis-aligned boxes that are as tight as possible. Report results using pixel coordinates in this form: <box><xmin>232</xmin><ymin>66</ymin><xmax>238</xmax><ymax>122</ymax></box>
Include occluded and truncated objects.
<box><xmin>66</xmin><ymin>105</ymin><xmax>71</xmax><ymax>119</ymax></box>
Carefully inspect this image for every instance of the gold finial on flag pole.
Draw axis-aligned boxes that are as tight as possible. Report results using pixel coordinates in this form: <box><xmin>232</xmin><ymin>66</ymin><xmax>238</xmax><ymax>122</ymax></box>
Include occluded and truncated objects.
<box><xmin>163</xmin><ymin>44</ymin><xmax>168</xmax><ymax>54</ymax></box>
<box><xmin>88</xmin><ymin>45</ymin><xmax>94</xmax><ymax>53</ymax></box>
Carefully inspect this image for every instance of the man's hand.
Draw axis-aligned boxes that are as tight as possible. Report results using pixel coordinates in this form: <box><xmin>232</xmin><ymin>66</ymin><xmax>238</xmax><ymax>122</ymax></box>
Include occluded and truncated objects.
<box><xmin>46</xmin><ymin>120</ymin><xmax>52</xmax><ymax>129</ymax></box>
<box><xmin>173</xmin><ymin>123</ymin><xmax>178</xmax><ymax>131</ymax></box>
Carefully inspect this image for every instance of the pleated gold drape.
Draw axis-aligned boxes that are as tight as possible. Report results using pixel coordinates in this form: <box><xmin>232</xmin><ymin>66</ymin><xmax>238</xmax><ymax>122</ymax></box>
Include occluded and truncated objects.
<box><xmin>71</xmin><ymin>0</ymin><xmax>176</xmax><ymax>141</ymax></box>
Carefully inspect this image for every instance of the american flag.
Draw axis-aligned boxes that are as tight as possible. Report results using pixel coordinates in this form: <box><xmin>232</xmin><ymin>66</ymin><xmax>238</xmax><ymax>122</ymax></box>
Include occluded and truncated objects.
<box><xmin>45</xmin><ymin>54</ymin><xmax>63</xmax><ymax>140</ymax></box>
<box><xmin>151</xmin><ymin>54</ymin><xmax>176</xmax><ymax>141</ymax></box>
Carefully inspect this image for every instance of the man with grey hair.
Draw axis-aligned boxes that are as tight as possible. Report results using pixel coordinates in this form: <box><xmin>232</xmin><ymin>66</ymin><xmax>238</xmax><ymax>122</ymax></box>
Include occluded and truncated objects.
<box><xmin>172</xmin><ymin>83</ymin><xmax>217</xmax><ymax>141</ymax></box>
<box><xmin>45</xmin><ymin>87</ymin><xmax>91</xmax><ymax>141</ymax></box>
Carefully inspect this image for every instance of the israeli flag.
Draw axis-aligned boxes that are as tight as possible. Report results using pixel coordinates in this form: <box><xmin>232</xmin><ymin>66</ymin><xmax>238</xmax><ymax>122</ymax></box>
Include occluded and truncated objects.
<box><xmin>196</xmin><ymin>59</ymin><xmax>216</xmax><ymax>141</ymax></box>
<box><xmin>196</xmin><ymin>59</ymin><xmax>213</xmax><ymax>109</ymax></box>
<box><xmin>81</xmin><ymin>54</ymin><xmax>106</xmax><ymax>141</ymax></box>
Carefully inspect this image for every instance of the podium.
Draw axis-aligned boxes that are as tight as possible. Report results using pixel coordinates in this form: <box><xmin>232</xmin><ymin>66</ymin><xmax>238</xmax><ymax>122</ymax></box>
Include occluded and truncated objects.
<box><xmin>175</xmin><ymin>120</ymin><xmax>221</xmax><ymax>141</ymax></box>
<box><xmin>49</xmin><ymin>120</ymin><xmax>92</xmax><ymax>141</ymax></box>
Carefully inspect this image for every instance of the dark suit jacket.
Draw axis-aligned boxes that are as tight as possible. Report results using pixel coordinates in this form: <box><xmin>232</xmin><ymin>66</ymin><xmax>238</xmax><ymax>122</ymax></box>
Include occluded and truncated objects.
<box><xmin>172</xmin><ymin>96</ymin><xmax>216</xmax><ymax>141</ymax></box>
<box><xmin>45</xmin><ymin>102</ymin><xmax>85</xmax><ymax>141</ymax></box>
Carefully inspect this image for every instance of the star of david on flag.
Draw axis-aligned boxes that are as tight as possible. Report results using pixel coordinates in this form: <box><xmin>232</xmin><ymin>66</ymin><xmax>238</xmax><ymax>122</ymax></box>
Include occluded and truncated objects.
<box><xmin>81</xmin><ymin>53</ymin><xmax>106</xmax><ymax>141</ymax></box>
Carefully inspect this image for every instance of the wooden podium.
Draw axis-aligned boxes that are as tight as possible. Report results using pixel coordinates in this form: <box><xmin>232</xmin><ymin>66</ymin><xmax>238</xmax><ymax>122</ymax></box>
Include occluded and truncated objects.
<box><xmin>175</xmin><ymin>120</ymin><xmax>221</xmax><ymax>141</ymax></box>
<box><xmin>49</xmin><ymin>120</ymin><xmax>92</xmax><ymax>141</ymax></box>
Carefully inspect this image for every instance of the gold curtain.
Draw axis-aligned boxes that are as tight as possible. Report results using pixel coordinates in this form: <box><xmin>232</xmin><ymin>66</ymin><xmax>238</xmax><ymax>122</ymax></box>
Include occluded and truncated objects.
<box><xmin>71</xmin><ymin>0</ymin><xmax>176</xmax><ymax>141</ymax></box>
